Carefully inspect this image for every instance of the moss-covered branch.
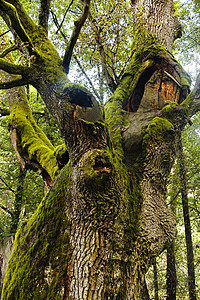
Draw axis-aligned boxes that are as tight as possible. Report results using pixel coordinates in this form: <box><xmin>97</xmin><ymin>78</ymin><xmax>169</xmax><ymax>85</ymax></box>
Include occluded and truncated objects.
<box><xmin>8</xmin><ymin>102</ymin><xmax>63</xmax><ymax>182</ymax></box>
<box><xmin>0</xmin><ymin>44</ymin><xmax>18</xmax><ymax>58</ymax></box>
<box><xmin>0</xmin><ymin>58</ymin><xmax>30</xmax><ymax>75</ymax></box>
<box><xmin>0</xmin><ymin>77</ymin><xmax>31</xmax><ymax>89</ymax></box>
<box><xmin>2</xmin><ymin>162</ymin><xmax>72</xmax><ymax>299</ymax></box>
<box><xmin>0</xmin><ymin>0</ymin><xmax>31</xmax><ymax>47</ymax></box>
<box><xmin>3</xmin><ymin>0</ymin><xmax>37</xmax><ymax>38</ymax></box>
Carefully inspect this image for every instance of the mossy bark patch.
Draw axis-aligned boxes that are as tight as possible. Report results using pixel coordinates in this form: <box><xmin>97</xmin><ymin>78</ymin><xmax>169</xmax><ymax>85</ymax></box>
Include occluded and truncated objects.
<box><xmin>2</xmin><ymin>163</ymin><xmax>72</xmax><ymax>300</ymax></box>
<box><xmin>8</xmin><ymin>102</ymin><xmax>61</xmax><ymax>181</ymax></box>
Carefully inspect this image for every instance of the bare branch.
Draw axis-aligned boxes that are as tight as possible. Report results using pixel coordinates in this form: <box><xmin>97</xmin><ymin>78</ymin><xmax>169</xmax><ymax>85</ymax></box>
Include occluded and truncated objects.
<box><xmin>0</xmin><ymin>204</ymin><xmax>13</xmax><ymax>216</ymax></box>
<box><xmin>51</xmin><ymin>10</ymin><xmax>101</xmax><ymax>102</ymax></box>
<box><xmin>74</xmin><ymin>55</ymin><xmax>101</xmax><ymax>101</ymax></box>
<box><xmin>56</xmin><ymin>0</ymin><xmax>74</xmax><ymax>34</ymax></box>
<box><xmin>189</xmin><ymin>73</ymin><xmax>200</xmax><ymax>116</ymax></box>
<box><xmin>0</xmin><ymin>44</ymin><xmax>18</xmax><ymax>58</ymax></box>
<box><xmin>10</xmin><ymin>129</ymin><xmax>26</xmax><ymax>171</ymax></box>
<box><xmin>39</xmin><ymin>0</ymin><xmax>51</xmax><ymax>34</ymax></box>
<box><xmin>0</xmin><ymin>30</ymin><xmax>10</xmax><ymax>38</ymax></box>
<box><xmin>88</xmin><ymin>12</ymin><xmax>117</xmax><ymax>92</ymax></box>
<box><xmin>62</xmin><ymin>0</ymin><xmax>90</xmax><ymax>74</ymax></box>
<box><xmin>194</xmin><ymin>73</ymin><xmax>200</xmax><ymax>97</ymax></box>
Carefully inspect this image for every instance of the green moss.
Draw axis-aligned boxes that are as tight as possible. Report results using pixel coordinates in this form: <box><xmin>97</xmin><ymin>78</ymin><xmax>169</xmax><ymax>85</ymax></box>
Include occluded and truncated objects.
<box><xmin>181</xmin><ymin>92</ymin><xmax>194</xmax><ymax>108</ymax></box>
<box><xmin>54</xmin><ymin>143</ymin><xmax>67</xmax><ymax>158</ymax></box>
<box><xmin>2</xmin><ymin>163</ymin><xmax>72</xmax><ymax>300</ymax></box>
<box><xmin>143</xmin><ymin>117</ymin><xmax>175</xmax><ymax>145</ymax></box>
<box><xmin>8</xmin><ymin>102</ymin><xmax>60</xmax><ymax>181</ymax></box>
<box><xmin>105</xmin><ymin>44</ymin><xmax>172</xmax><ymax>157</ymax></box>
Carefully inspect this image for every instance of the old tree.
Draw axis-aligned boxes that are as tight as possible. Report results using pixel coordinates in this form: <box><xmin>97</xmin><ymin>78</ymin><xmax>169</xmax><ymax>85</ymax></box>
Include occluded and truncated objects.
<box><xmin>0</xmin><ymin>0</ymin><xmax>200</xmax><ymax>299</ymax></box>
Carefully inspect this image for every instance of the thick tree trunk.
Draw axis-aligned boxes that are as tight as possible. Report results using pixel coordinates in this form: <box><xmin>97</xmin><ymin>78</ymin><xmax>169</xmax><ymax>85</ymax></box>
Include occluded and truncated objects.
<box><xmin>0</xmin><ymin>0</ymin><xmax>198</xmax><ymax>299</ymax></box>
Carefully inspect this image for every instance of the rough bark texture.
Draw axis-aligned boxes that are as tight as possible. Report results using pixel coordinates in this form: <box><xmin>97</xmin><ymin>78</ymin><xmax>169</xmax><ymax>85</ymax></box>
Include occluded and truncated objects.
<box><xmin>153</xmin><ymin>259</ymin><xmax>159</xmax><ymax>300</ymax></box>
<box><xmin>0</xmin><ymin>237</ymin><xmax>14</xmax><ymax>297</ymax></box>
<box><xmin>177</xmin><ymin>133</ymin><xmax>197</xmax><ymax>300</ymax></box>
<box><xmin>0</xmin><ymin>0</ymin><xmax>199</xmax><ymax>299</ymax></box>
<box><xmin>131</xmin><ymin>0</ymin><xmax>182</xmax><ymax>51</ymax></box>
<box><xmin>167</xmin><ymin>242</ymin><xmax>177</xmax><ymax>300</ymax></box>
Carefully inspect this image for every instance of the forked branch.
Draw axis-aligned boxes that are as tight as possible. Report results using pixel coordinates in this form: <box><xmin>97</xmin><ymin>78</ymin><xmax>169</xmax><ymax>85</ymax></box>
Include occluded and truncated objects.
<box><xmin>56</xmin><ymin>0</ymin><xmax>74</xmax><ymax>34</ymax></box>
<box><xmin>0</xmin><ymin>0</ymin><xmax>32</xmax><ymax>50</ymax></box>
<box><xmin>3</xmin><ymin>0</ymin><xmax>36</xmax><ymax>37</ymax></box>
<box><xmin>62</xmin><ymin>0</ymin><xmax>90</xmax><ymax>74</ymax></box>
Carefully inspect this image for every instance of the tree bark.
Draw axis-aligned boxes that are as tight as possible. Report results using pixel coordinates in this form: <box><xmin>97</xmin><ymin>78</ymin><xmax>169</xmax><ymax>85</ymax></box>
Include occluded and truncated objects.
<box><xmin>177</xmin><ymin>132</ymin><xmax>197</xmax><ymax>300</ymax></box>
<box><xmin>166</xmin><ymin>186</ymin><xmax>177</xmax><ymax>300</ymax></box>
<box><xmin>0</xmin><ymin>0</ymin><xmax>199</xmax><ymax>299</ymax></box>
<box><xmin>10</xmin><ymin>167</ymin><xmax>26</xmax><ymax>235</ymax></box>
<box><xmin>0</xmin><ymin>237</ymin><xmax>14</xmax><ymax>297</ymax></box>
<box><xmin>166</xmin><ymin>241</ymin><xmax>177</xmax><ymax>300</ymax></box>
<box><xmin>153</xmin><ymin>259</ymin><xmax>159</xmax><ymax>300</ymax></box>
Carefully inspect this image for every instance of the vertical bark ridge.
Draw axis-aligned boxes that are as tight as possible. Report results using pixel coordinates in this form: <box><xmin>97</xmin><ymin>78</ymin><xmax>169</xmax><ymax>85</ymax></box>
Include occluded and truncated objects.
<box><xmin>132</xmin><ymin>0</ymin><xmax>180</xmax><ymax>51</ymax></box>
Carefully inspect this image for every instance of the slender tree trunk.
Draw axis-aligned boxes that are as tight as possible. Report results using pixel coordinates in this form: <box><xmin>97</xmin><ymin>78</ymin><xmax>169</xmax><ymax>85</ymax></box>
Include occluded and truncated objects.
<box><xmin>153</xmin><ymin>258</ymin><xmax>159</xmax><ymax>300</ymax></box>
<box><xmin>167</xmin><ymin>185</ymin><xmax>177</xmax><ymax>300</ymax></box>
<box><xmin>177</xmin><ymin>132</ymin><xmax>197</xmax><ymax>300</ymax></box>
<box><xmin>141</xmin><ymin>278</ymin><xmax>150</xmax><ymax>300</ymax></box>
<box><xmin>10</xmin><ymin>167</ymin><xmax>26</xmax><ymax>235</ymax></box>
<box><xmin>166</xmin><ymin>241</ymin><xmax>177</xmax><ymax>300</ymax></box>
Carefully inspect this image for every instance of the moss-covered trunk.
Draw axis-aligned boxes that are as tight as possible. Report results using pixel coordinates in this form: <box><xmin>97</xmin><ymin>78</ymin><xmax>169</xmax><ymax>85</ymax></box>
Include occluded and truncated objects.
<box><xmin>0</xmin><ymin>0</ymin><xmax>198</xmax><ymax>299</ymax></box>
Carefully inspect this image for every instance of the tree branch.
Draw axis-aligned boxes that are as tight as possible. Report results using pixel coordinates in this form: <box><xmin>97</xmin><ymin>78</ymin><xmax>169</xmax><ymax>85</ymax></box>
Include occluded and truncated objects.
<box><xmin>39</xmin><ymin>0</ymin><xmax>51</xmax><ymax>34</ymax></box>
<box><xmin>189</xmin><ymin>73</ymin><xmax>200</xmax><ymax>116</ymax></box>
<box><xmin>0</xmin><ymin>176</ymin><xmax>15</xmax><ymax>194</ymax></box>
<box><xmin>0</xmin><ymin>58</ymin><xmax>29</xmax><ymax>74</ymax></box>
<box><xmin>88</xmin><ymin>12</ymin><xmax>117</xmax><ymax>92</ymax></box>
<box><xmin>3</xmin><ymin>0</ymin><xmax>37</xmax><ymax>39</ymax></box>
<box><xmin>0</xmin><ymin>77</ymin><xmax>31</xmax><ymax>89</ymax></box>
<box><xmin>0</xmin><ymin>204</ymin><xmax>13</xmax><ymax>216</ymax></box>
<box><xmin>0</xmin><ymin>44</ymin><xmax>18</xmax><ymax>58</ymax></box>
<box><xmin>56</xmin><ymin>0</ymin><xmax>74</xmax><ymax>34</ymax></box>
<box><xmin>51</xmin><ymin>9</ymin><xmax>101</xmax><ymax>102</ymax></box>
<box><xmin>0</xmin><ymin>0</ymin><xmax>32</xmax><ymax>47</ymax></box>
<box><xmin>0</xmin><ymin>29</ymin><xmax>10</xmax><ymax>37</ymax></box>
<box><xmin>74</xmin><ymin>55</ymin><xmax>101</xmax><ymax>101</ymax></box>
<box><xmin>62</xmin><ymin>0</ymin><xmax>90</xmax><ymax>74</ymax></box>
<box><xmin>0</xmin><ymin>106</ymin><xmax>9</xmax><ymax>116</ymax></box>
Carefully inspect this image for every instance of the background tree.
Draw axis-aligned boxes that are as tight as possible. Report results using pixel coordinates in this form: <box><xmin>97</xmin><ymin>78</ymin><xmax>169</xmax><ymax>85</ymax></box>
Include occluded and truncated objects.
<box><xmin>0</xmin><ymin>0</ymin><xmax>199</xmax><ymax>299</ymax></box>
